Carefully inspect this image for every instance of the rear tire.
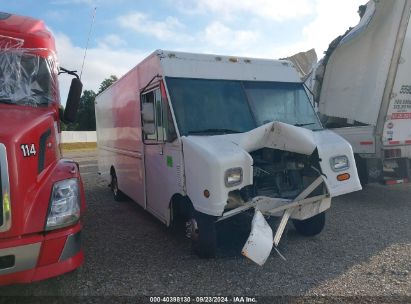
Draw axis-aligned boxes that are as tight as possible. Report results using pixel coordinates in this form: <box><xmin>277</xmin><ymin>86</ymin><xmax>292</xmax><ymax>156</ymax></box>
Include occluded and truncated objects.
<box><xmin>110</xmin><ymin>171</ymin><xmax>127</xmax><ymax>202</ymax></box>
<box><xmin>292</xmin><ymin>212</ymin><xmax>325</xmax><ymax>236</ymax></box>
<box><xmin>187</xmin><ymin>211</ymin><xmax>217</xmax><ymax>258</ymax></box>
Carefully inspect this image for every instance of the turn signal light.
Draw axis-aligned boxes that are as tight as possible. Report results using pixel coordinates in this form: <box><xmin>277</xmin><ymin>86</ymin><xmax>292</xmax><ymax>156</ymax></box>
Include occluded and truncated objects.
<box><xmin>337</xmin><ymin>173</ymin><xmax>350</xmax><ymax>181</ymax></box>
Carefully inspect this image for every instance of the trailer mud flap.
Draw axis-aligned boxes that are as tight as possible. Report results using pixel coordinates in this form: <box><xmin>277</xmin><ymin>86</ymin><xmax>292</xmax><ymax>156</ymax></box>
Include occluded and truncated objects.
<box><xmin>241</xmin><ymin>210</ymin><xmax>273</xmax><ymax>266</ymax></box>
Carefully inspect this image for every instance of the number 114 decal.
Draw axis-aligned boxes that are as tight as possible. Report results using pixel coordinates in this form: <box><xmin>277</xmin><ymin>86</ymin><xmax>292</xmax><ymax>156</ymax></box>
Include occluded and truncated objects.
<box><xmin>21</xmin><ymin>144</ymin><xmax>36</xmax><ymax>157</ymax></box>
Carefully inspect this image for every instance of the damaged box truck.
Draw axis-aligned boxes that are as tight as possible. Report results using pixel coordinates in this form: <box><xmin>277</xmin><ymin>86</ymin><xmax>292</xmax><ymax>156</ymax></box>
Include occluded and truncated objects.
<box><xmin>95</xmin><ymin>50</ymin><xmax>361</xmax><ymax>265</ymax></box>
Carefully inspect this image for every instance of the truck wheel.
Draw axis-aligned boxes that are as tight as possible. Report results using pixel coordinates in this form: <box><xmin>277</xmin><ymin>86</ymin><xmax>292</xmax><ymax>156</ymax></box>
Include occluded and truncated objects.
<box><xmin>186</xmin><ymin>211</ymin><xmax>217</xmax><ymax>258</ymax></box>
<box><xmin>355</xmin><ymin>155</ymin><xmax>368</xmax><ymax>186</ymax></box>
<box><xmin>110</xmin><ymin>171</ymin><xmax>127</xmax><ymax>202</ymax></box>
<box><xmin>292</xmin><ymin>212</ymin><xmax>325</xmax><ymax>236</ymax></box>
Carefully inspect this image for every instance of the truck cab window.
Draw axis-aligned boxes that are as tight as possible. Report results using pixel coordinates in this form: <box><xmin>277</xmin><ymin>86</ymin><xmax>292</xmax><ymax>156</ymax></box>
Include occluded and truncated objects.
<box><xmin>142</xmin><ymin>87</ymin><xmax>177</xmax><ymax>142</ymax></box>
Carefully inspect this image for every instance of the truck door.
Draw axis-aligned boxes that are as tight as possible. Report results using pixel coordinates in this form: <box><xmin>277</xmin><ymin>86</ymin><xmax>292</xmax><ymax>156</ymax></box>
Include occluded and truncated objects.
<box><xmin>141</xmin><ymin>83</ymin><xmax>179</xmax><ymax>223</ymax></box>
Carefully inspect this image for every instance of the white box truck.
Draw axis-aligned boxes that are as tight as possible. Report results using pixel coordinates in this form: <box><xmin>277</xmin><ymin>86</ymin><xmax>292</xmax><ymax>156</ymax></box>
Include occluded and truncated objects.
<box><xmin>95</xmin><ymin>50</ymin><xmax>361</xmax><ymax>265</ymax></box>
<box><xmin>310</xmin><ymin>0</ymin><xmax>411</xmax><ymax>185</ymax></box>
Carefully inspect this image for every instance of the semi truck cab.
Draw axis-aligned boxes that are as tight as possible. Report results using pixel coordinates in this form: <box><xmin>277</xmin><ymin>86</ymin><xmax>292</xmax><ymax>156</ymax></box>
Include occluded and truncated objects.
<box><xmin>0</xmin><ymin>12</ymin><xmax>85</xmax><ymax>285</ymax></box>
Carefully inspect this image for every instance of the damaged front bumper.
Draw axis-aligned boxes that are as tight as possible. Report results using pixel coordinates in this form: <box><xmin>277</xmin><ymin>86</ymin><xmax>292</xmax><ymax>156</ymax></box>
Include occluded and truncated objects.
<box><xmin>218</xmin><ymin>176</ymin><xmax>328</xmax><ymax>265</ymax></box>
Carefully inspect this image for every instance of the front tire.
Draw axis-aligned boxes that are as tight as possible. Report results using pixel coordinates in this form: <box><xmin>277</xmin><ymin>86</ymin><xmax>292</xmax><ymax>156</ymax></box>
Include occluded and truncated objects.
<box><xmin>187</xmin><ymin>211</ymin><xmax>217</xmax><ymax>258</ymax></box>
<box><xmin>292</xmin><ymin>212</ymin><xmax>325</xmax><ymax>236</ymax></box>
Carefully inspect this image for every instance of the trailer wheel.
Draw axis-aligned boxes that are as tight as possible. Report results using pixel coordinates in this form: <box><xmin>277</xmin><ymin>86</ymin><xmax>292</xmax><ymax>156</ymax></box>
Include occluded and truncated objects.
<box><xmin>186</xmin><ymin>211</ymin><xmax>217</xmax><ymax>258</ymax></box>
<box><xmin>110</xmin><ymin>171</ymin><xmax>127</xmax><ymax>202</ymax></box>
<box><xmin>292</xmin><ymin>212</ymin><xmax>325</xmax><ymax>236</ymax></box>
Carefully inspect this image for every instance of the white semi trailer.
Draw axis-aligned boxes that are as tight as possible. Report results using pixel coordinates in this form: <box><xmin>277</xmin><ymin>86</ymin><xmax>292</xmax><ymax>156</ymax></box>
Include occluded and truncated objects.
<box><xmin>311</xmin><ymin>0</ymin><xmax>411</xmax><ymax>185</ymax></box>
<box><xmin>95</xmin><ymin>50</ymin><xmax>361</xmax><ymax>264</ymax></box>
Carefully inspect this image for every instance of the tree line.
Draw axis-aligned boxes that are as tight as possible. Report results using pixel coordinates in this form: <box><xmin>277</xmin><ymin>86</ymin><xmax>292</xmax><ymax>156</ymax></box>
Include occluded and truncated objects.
<box><xmin>62</xmin><ymin>75</ymin><xmax>118</xmax><ymax>131</ymax></box>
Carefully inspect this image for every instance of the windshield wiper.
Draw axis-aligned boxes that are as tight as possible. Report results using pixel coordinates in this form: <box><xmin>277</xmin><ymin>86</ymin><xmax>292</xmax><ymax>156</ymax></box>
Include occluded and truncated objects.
<box><xmin>187</xmin><ymin>128</ymin><xmax>243</xmax><ymax>135</ymax></box>
<box><xmin>294</xmin><ymin>123</ymin><xmax>316</xmax><ymax>127</ymax></box>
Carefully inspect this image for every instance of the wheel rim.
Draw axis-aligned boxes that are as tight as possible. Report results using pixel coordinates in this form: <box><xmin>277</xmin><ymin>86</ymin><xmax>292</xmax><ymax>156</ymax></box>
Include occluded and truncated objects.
<box><xmin>186</xmin><ymin>218</ymin><xmax>199</xmax><ymax>241</ymax></box>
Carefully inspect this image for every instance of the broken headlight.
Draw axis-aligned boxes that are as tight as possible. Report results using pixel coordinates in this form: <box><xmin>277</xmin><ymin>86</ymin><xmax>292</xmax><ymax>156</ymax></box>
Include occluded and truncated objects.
<box><xmin>330</xmin><ymin>155</ymin><xmax>349</xmax><ymax>172</ymax></box>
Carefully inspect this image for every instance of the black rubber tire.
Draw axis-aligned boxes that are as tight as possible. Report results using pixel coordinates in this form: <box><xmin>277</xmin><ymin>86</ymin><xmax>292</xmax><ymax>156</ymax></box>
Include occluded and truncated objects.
<box><xmin>292</xmin><ymin>212</ymin><xmax>325</xmax><ymax>237</ymax></box>
<box><xmin>110</xmin><ymin>172</ymin><xmax>127</xmax><ymax>202</ymax></box>
<box><xmin>170</xmin><ymin>200</ymin><xmax>187</xmax><ymax>233</ymax></box>
<box><xmin>191</xmin><ymin>211</ymin><xmax>217</xmax><ymax>258</ymax></box>
<box><xmin>355</xmin><ymin>155</ymin><xmax>369</xmax><ymax>186</ymax></box>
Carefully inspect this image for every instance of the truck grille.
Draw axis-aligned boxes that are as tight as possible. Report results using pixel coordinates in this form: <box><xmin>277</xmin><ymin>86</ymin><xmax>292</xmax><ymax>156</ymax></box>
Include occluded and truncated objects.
<box><xmin>0</xmin><ymin>144</ymin><xmax>11</xmax><ymax>232</ymax></box>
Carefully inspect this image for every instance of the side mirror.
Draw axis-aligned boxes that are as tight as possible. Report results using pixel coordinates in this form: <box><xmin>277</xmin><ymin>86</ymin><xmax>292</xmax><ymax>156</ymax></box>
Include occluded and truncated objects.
<box><xmin>142</xmin><ymin>103</ymin><xmax>154</xmax><ymax>122</ymax></box>
<box><xmin>141</xmin><ymin>103</ymin><xmax>155</xmax><ymax>135</ymax></box>
<box><xmin>143</xmin><ymin>123</ymin><xmax>156</xmax><ymax>135</ymax></box>
<box><xmin>64</xmin><ymin>78</ymin><xmax>83</xmax><ymax>123</ymax></box>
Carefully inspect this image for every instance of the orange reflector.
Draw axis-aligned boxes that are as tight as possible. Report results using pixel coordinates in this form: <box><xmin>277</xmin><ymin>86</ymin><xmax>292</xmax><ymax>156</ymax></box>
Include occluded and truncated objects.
<box><xmin>337</xmin><ymin>173</ymin><xmax>350</xmax><ymax>181</ymax></box>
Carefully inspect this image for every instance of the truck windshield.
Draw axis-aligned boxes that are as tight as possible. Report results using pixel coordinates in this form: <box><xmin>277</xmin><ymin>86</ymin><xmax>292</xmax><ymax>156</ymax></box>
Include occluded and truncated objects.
<box><xmin>166</xmin><ymin>77</ymin><xmax>322</xmax><ymax>136</ymax></box>
<box><xmin>0</xmin><ymin>51</ymin><xmax>54</xmax><ymax>106</ymax></box>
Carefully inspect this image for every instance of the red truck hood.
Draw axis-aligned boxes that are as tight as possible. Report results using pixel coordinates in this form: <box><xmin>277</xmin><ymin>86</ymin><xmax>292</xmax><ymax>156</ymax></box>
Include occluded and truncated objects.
<box><xmin>0</xmin><ymin>104</ymin><xmax>59</xmax><ymax>238</ymax></box>
<box><xmin>0</xmin><ymin>104</ymin><xmax>55</xmax><ymax>138</ymax></box>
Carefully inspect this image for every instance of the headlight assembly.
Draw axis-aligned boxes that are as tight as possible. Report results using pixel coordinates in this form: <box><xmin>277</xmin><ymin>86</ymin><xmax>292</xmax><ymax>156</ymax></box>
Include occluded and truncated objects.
<box><xmin>330</xmin><ymin>155</ymin><xmax>349</xmax><ymax>172</ymax></box>
<box><xmin>45</xmin><ymin>178</ymin><xmax>80</xmax><ymax>231</ymax></box>
<box><xmin>225</xmin><ymin>167</ymin><xmax>243</xmax><ymax>187</ymax></box>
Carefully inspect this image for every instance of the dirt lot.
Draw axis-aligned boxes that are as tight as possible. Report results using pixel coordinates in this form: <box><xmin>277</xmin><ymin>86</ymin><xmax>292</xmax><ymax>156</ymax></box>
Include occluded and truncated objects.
<box><xmin>1</xmin><ymin>149</ymin><xmax>410</xmax><ymax>302</ymax></box>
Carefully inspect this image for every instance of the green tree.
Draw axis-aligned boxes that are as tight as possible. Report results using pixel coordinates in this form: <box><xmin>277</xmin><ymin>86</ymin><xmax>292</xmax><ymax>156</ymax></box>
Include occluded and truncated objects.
<box><xmin>61</xmin><ymin>120</ymin><xmax>78</xmax><ymax>131</ymax></box>
<box><xmin>98</xmin><ymin>75</ymin><xmax>118</xmax><ymax>94</ymax></box>
<box><xmin>76</xmin><ymin>89</ymin><xmax>97</xmax><ymax>131</ymax></box>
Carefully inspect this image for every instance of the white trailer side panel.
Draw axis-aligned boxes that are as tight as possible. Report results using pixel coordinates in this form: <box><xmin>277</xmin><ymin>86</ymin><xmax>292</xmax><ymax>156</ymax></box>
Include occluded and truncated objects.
<box><xmin>383</xmin><ymin>8</ymin><xmax>411</xmax><ymax>147</ymax></box>
<box><xmin>331</xmin><ymin>126</ymin><xmax>376</xmax><ymax>154</ymax></box>
<box><xmin>319</xmin><ymin>0</ymin><xmax>406</xmax><ymax>125</ymax></box>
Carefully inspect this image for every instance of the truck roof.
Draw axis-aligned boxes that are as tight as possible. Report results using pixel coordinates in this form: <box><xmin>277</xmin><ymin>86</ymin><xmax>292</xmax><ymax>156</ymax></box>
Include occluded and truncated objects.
<box><xmin>155</xmin><ymin>50</ymin><xmax>301</xmax><ymax>83</ymax></box>
<box><xmin>0</xmin><ymin>12</ymin><xmax>56</xmax><ymax>54</ymax></box>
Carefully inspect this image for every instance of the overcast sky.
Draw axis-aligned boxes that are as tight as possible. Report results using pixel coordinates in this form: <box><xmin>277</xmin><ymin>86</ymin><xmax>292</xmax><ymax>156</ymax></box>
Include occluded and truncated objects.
<box><xmin>3</xmin><ymin>0</ymin><xmax>365</xmax><ymax>103</ymax></box>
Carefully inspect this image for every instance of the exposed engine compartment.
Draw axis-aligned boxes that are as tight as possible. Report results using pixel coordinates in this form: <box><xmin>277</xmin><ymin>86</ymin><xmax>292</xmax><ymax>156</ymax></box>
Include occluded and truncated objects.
<box><xmin>226</xmin><ymin>148</ymin><xmax>322</xmax><ymax>210</ymax></box>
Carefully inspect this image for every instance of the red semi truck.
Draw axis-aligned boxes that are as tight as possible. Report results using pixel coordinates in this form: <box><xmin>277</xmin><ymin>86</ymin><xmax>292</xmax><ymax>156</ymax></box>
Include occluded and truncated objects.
<box><xmin>0</xmin><ymin>12</ymin><xmax>85</xmax><ymax>284</ymax></box>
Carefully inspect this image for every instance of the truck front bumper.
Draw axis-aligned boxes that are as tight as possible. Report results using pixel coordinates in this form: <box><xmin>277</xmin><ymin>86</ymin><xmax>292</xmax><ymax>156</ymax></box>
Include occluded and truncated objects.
<box><xmin>219</xmin><ymin>176</ymin><xmax>330</xmax><ymax>265</ymax></box>
<box><xmin>0</xmin><ymin>223</ymin><xmax>83</xmax><ymax>285</ymax></box>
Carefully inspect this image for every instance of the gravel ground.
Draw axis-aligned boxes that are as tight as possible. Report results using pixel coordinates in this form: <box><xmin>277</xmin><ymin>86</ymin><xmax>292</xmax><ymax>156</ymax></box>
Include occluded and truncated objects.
<box><xmin>1</xmin><ymin>150</ymin><xmax>410</xmax><ymax>301</ymax></box>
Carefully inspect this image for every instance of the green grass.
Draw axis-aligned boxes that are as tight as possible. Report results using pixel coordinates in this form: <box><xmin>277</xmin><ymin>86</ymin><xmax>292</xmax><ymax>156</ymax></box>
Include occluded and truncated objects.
<box><xmin>61</xmin><ymin>142</ymin><xmax>97</xmax><ymax>152</ymax></box>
